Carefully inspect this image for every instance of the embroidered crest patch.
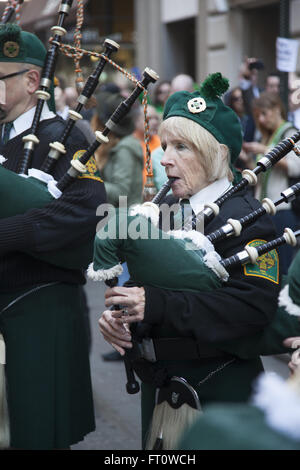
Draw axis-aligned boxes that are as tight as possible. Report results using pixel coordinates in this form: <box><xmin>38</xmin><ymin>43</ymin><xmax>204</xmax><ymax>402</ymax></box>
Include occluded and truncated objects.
<box><xmin>72</xmin><ymin>150</ymin><xmax>103</xmax><ymax>182</ymax></box>
<box><xmin>3</xmin><ymin>41</ymin><xmax>19</xmax><ymax>58</ymax></box>
<box><xmin>243</xmin><ymin>239</ymin><xmax>279</xmax><ymax>284</ymax></box>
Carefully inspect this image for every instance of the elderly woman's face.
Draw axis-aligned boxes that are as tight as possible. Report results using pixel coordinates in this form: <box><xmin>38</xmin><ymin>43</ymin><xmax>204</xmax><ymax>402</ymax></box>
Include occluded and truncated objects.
<box><xmin>160</xmin><ymin>130</ymin><xmax>208</xmax><ymax>198</ymax></box>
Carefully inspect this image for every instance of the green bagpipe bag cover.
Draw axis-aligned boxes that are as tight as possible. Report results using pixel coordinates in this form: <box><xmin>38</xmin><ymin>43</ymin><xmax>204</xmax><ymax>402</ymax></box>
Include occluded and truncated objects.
<box><xmin>87</xmin><ymin>206</ymin><xmax>229</xmax><ymax>291</ymax></box>
<box><xmin>0</xmin><ymin>165</ymin><xmax>53</xmax><ymax>216</ymax></box>
<box><xmin>0</xmin><ymin>165</ymin><xmax>93</xmax><ymax>270</ymax></box>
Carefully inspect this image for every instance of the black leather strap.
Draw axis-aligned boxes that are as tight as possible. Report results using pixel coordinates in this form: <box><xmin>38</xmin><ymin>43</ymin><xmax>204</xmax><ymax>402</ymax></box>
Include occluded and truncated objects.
<box><xmin>150</xmin><ymin>337</ymin><xmax>229</xmax><ymax>361</ymax></box>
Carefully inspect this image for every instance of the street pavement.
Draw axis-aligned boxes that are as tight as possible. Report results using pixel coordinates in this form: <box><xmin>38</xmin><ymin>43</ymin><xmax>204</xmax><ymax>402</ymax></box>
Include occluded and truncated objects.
<box><xmin>71</xmin><ymin>278</ymin><xmax>291</xmax><ymax>451</ymax></box>
<box><xmin>72</xmin><ymin>279</ymin><xmax>141</xmax><ymax>450</ymax></box>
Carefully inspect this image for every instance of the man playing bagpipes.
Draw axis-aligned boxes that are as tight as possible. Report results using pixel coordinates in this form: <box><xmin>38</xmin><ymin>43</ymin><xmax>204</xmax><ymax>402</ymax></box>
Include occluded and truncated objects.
<box><xmin>96</xmin><ymin>73</ymin><xmax>284</xmax><ymax>449</ymax></box>
<box><xmin>0</xmin><ymin>23</ymin><xmax>106</xmax><ymax>449</ymax></box>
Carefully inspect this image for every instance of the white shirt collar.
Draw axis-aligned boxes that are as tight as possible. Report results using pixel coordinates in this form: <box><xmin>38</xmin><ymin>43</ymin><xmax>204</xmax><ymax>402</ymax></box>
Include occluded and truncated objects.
<box><xmin>188</xmin><ymin>177</ymin><xmax>232</xmax><ymax>215</ymax></box>
<box><xmin>10</xmin><ymin>103</ymin><xmax>56</xmax><ymax>139</ymax></box>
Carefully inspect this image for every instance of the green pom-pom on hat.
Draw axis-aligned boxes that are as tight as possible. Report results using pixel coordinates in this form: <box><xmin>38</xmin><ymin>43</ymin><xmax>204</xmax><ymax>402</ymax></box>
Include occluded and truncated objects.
<box><xmin>200</xmin><ymin>72</ymin><xmax>230</xmax><ymax>100</ymax></box>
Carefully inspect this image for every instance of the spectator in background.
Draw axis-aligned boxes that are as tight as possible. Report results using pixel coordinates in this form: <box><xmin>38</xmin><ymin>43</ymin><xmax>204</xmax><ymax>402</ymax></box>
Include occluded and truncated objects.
<box><xmin>64</xmin><ymin>85</ymin><xmax>96</xmax><ymax>122</ymax></box>
<box><xmin>239</xmin><ymin>57</ymin><xmax>264</xmax><ymax>114</ymax></box>
<box><xmin>170</xmin><ymin>73</ymin><xmax>195</xmax><ymax>94</ymax></box>
<box><xmin>133</xmin><ymin>104</ymin><xmax>161</xmax><ymax>188</ymax></box>
<box><xmin>54</xmin><ymin>85</ymin><xmax>69</xmax><ymax>120</ymax></box>
<box><xmin>91</xmin><ymin>90</ymin><xmax>143</xmax><ymax>208</ymax></box>
<box><xmin>112</xmin><ymin>70</ymin><xmax>135</xmax><ymax>98</ymax></box>
<box><xmin>64</xmin><ymin>86</ymin><xmax>78</xmax><ymax>110</ymax></box>
<box><xmin>289</xmin><ymin>74</ymin><xmax>300</xmax><ymax>130</ymax></box>
<box><xmin>54</xmin><ymin>83</ymin><xmax>95</xmax><ymax>144</ymax></box>
<box><xmin>243</xmin><ymin>92</ymin><xmax>300</xmax><ymax>274</ymax></box>
<box><xmin>226</xmin><ymin>86</ymin><xmax>253</xmax><ymax>171</ymax></box>
<box><xmin>265</xmin><ymin>72</ymin><xmax>280</xmax><ymax>95</ymax></box>
<box><xmin>239</xmin><ymin>57</ymin><xmax>265</xmax><ymax>141</ymax></box>
<box><xmin>227</xmin><ymin>86</ymin><xmax>250</xmax><ymax>136</ymax></box>
<box><xmin>151</xmin><ymin>80</ymin><xmax>171</xmax><ymax>115</ymax></box>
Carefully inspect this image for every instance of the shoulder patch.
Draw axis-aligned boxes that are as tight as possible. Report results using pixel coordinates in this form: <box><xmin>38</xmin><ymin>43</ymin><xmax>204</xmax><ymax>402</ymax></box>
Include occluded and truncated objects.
<box><xmin>243</xmin><ymin>239</ymin><xmax>279</xmax><ymax>284</ymax></box>
<box><xmin>72</xmin><ymin>150</ymin><xmax>103</xmax><ymax>182</ymax></box>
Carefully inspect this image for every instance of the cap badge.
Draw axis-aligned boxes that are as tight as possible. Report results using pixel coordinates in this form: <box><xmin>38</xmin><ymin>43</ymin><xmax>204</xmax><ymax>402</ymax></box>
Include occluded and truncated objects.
<box><xmin>3</xmin><ymin>41</ymin><xmax>20</xmax><ymax>58</ymax></box>
<box><xmin>187</xmin><ymin>97</ymin><xmax>206</xmax><ymax>114</ymax></box>
<box><xmin>171</xmin><ymin>392</ymin><xmax>179</xmax><ymax>405</ymax></box>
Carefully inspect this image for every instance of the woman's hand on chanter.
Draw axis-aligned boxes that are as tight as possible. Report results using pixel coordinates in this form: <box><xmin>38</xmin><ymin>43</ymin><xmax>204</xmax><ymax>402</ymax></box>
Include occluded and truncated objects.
<box><xmin>98</xmin><ymin>286</ymin><xmax>146</xmax><ymax>355</ymax></box>
<box><xmin>104</xmin><ymin>286</ymin><xmax>146</xmax><ymax>324</ymax></box>
<box><xmin>98</xmin><ymin>309</ymin><xmax>132</xmax><ymax>356</ymax></box>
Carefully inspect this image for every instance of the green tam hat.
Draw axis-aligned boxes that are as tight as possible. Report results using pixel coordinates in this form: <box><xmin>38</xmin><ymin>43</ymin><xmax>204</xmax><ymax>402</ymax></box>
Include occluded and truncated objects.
<box><xmin>0</xmin><ymin>23</ymin><xmax>55</xmax><ymax>112</ymax></box>
<box><xmin>163</xmin><ymin>72</ymin><xmax>243</xmax><ymax>166</ymax></box>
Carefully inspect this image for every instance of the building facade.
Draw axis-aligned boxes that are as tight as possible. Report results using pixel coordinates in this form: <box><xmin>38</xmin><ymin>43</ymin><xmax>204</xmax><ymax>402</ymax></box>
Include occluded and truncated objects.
<box><xmin>134</xmin><ymin>0</ymin><xmax>300</xmax><ymax>88</ymax></box>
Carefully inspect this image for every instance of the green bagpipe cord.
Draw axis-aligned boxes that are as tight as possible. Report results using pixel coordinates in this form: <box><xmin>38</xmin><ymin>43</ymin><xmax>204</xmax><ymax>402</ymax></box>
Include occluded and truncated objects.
<box><xmin>0</xmin><ymin>165</ymin><xmax>93</xmax><ymax>270</ymax></box>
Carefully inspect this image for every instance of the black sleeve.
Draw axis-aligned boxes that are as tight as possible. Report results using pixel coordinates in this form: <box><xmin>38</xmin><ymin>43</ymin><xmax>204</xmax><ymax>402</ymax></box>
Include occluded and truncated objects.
<box><xmin>143</xmin><ymin>192</ymin><xmax>280</xmax><ymax>344</ymax></box>
<box><xmin>0</xmin><ymin>121</ymin><xmax>106</xmax><ymax>254</ymax></box>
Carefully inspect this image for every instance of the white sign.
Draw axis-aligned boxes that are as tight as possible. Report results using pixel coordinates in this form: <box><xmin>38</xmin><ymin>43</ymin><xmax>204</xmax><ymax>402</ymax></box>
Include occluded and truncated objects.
<box><xmin>161</xmin><ymin>0</ymin><xmax>198</xmax><ymax>23</ymax></box>
<box><xmin>276</xmin><ymin>37</ymin><xmax>299</xmax><ymax>73</ymax></box>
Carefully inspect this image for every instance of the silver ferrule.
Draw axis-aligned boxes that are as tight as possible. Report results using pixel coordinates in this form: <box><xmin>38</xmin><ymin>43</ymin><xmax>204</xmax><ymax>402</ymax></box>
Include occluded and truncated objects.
<box><xmin>68</xmin><ymin>167</ymin><xmax>79</xmax><ymax>178</ymax></box>
<box><xmin>40</xmin><ymin>78</ymin><xmax>52</xmax><ymax>89</ymax></box>
<box><xmin>24</xmin><ymin>141</ymin><xmax>35</xmax><ymax>151</ymax></box>
<box><xmin>258</xmin><ymin>156</ymin><xmax>273</xmax><ymax>170</ymax></box>
<box><xmin>49</xmin><ymin>149</ymin><xmax>61</xmax><ymax>160</ymax></box>
<box><xmin>223</xmin><ymin>223</ymin><xmax>234</xmax><ymax>237</ymax></box>
<box><xmin>59</xmin><ymin>3</ymin><xmax>71</xmax><ymax>14</ymax></box>
<box><xmin>282</xmin><ymin>187</ymin><xmax>295</xmax><ymax>200</ymax></box>
<box><xmin>77</xmin><ymin>94</ymin><xmax>88</xmax><ymax>105</ymax></box>
<box><xmin>238</xmin><ymin>250</ymin><xmax>250</xmax><ymax>264</ymax></box>
<box><xmin>105</xmin><ymin>119</ymin><xmax>117</xmax><ymax>132</ymax></box>
<box><xmin>202</xmin><ymin>207</ymin><xmax>213</xmax><ymax>218</ymax></box>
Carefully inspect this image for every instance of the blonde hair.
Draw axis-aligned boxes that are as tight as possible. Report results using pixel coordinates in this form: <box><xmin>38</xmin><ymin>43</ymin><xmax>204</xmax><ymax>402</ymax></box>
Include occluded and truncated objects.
<box><xmin>159</xmin><ymin>116</ymin><xmax>233</xmax><ymax>183</ymax></box>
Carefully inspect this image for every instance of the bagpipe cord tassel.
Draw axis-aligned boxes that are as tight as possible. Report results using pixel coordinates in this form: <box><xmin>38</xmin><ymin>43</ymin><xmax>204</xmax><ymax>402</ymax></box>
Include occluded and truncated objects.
<box><xmin>145</xmin><ymin>402</ymin><xmax>202</xmax><ymax>450</ymax></box>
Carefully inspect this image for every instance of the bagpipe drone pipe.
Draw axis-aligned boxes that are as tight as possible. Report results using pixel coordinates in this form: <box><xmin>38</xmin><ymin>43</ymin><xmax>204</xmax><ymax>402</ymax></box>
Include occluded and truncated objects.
<box><xmin>0</xmin><ymin>1</ymin><xmax>159</xmax><ymax>270</ymax></box>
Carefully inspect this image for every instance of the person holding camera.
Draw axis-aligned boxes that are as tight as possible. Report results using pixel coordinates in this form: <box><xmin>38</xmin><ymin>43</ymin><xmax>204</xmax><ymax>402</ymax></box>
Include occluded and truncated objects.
<box><xmin>238</xmin><ymin>57</ymin><xmax>265</xmax><ymax>141</ymax></box>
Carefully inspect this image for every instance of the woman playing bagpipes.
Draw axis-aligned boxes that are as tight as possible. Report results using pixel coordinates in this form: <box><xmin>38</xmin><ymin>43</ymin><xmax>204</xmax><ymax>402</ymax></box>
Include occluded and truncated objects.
<box><xmin>0</xmin><ymin>23</ymin><xmax>106</xmax><ymax>449</ymax></box>
<box><xmin>98</xmin><ymin>73</ymin><xmax>283</xmax><ymax>449</ymax></box>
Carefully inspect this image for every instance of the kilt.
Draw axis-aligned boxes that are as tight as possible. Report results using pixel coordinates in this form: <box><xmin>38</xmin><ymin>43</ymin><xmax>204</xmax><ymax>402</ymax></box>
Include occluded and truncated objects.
<box><xmin>0</xmin><ymin>282</ymin><xmax>95</xmax><ymax>449</ymax></box>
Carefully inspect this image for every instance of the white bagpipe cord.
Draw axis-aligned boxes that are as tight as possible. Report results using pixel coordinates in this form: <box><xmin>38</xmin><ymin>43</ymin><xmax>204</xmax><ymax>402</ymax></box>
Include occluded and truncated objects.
<box><xmin>0</xmin><ymin>333</ymin><xmax>10</xmax><ymax>449</ymax></box>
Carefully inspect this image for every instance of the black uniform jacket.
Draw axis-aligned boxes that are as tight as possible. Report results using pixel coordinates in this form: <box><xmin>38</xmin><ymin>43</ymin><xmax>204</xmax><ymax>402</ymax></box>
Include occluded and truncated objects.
<box><xmin>0</xmin><ymin>116</ymin><xmax>107</xmax><ymax>291</ymax></box>
<box><xmin>142</xmin><ymin>188</ymin><xmax>280</xmax><ymax>346</ymax></box>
